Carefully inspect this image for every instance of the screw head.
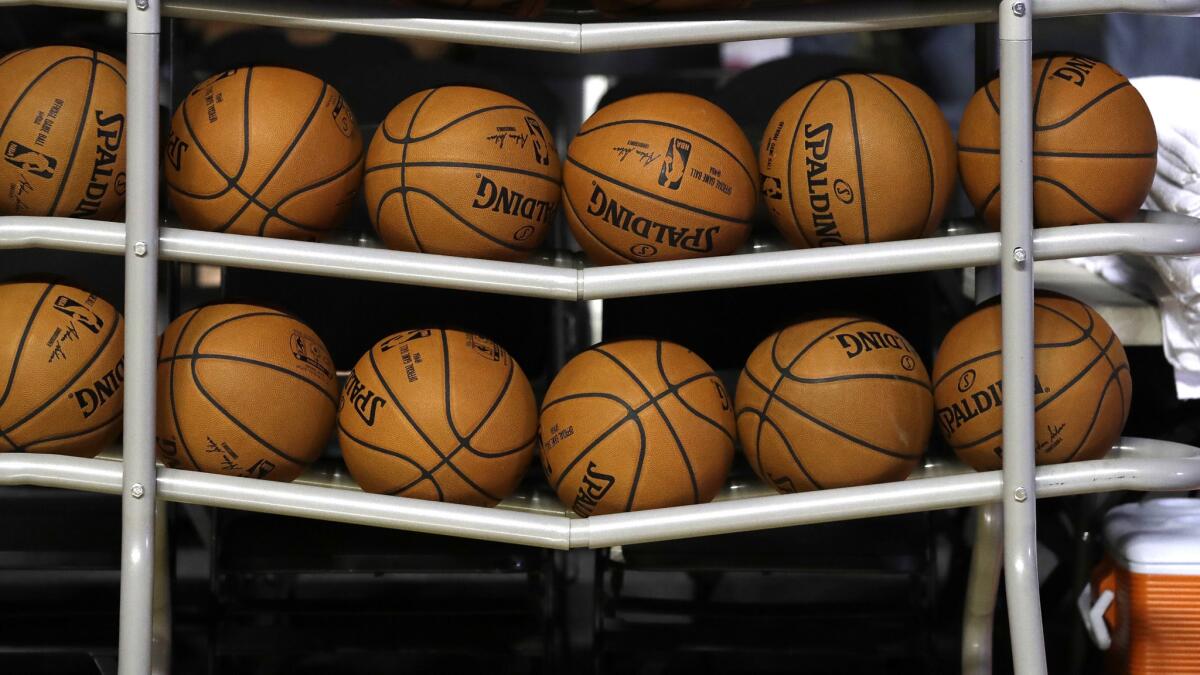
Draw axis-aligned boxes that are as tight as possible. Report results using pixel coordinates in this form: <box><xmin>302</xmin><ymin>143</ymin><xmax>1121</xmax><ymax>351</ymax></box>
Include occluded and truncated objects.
<box><xmin>133</xmin><ymin>241</ymin><xmax>147</xmax><ymax>257</ymax></box>
<box><xmin>136</xmin><ymin>0</ymin><xmax>149</xmax><ymax>9</ymax></box>
<box><xmin>1014</xmin><ymin>487</ymin><xmax>1028</xmax><ymax>502</ymax></box>
<box><xmin>1012</xmin><ymin>2</ymin><xmax>1026</xmax><ymax>16</ymax></box>
<box><xmin>1013</xmin><ymin>246</ymin><xmax>1027</xmax><ymax>263</ymax></box>
<box><xmin>131</xmin><ymin>483</ymin><xmax>145</xmax><ymax>499</ymax></box>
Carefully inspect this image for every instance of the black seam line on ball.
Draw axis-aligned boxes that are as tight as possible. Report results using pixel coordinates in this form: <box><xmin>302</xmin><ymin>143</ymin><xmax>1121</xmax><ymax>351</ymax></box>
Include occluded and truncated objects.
<box><xmin>957</xmin><ymin>146</ymin><xmax>1156</xmax><ymax>159</ymax></box>
<box><xmin>216</xmin><ymin>81</ymin><xmax>328</xmax><ymax>234</ymax></box>
<box><xmin>566</xmin><ymin>157</ymin><xmax>751</xmax><ymax>226</ymax></box>
<box><xmin>742</xmin><ymin>366</ymin><xmax>922</xmax><ymax>460</ymax></box>
<box><xmin>366</xmin><ymin>160</ymin><xmax>560</xmax><ymax>185</ymax></box>
<box><xmin>1033</xmin><ymin>175</ymin><xmax>1117</xmax><ymax>222</ymax></box>
<box><xmin>559</xmin><ymin>185</ymin><xmax>640</xmax><ymax>263</ymax></box>
<box><xmin>2</xmin><ymin>312</ymin><xmax>121</xmax><ymax>439</ymax></box>
<box><xmin>591</xmin><ymin>345</ymin><xmax>699</xmax><ymax>506</ymax></box>
<box><xmin>158</xmin><ymin>353</ymin><xmax>336</xmax><ymax>407</ymax></box>
<box><xmin>1063</xmin><ymin>363</ymin><xmax>1129</xmax><ymax>463</ymax></box>
<box><xmin>780</xmin><ymin>371</ymin><xmax>933</xmax><ymax>391</ymax></box>
<box><xmin>0</xmin><ymin>56</ymin><xmax>97</xmax><ymax>140</ymax></box>
<box><xmin>541</xmin><ymin>369</ymin><xmax>717</xmax><ymax>493</ymax></box>
<box><xmin>46</xmin><ymin>52</ymin><xmax>99</xmax><ymax>216</ymax></box>
<box><xmin>830</xmin><ymin>77</ymin><xmax>871</xmax><ymax>244</ymax></box>
<box><xmin>176</xmin><ymin>67</ymin><xmax>255</xmax><ymax>204</ymax></box>
<box><xmin>17</xmin><ymin>408</ymin><xmax>122</xmax><ymax>453</ymax></box>
<box><xmin>979</xmin><ymin>184</ymin><xmax>1001</xmax><ymax>215</ymax></box>
<box><xmin>256</xmin><ymin>142</ymin><xmax>366</xmax><ymax>236</ymax></box>
<box><xmin>168</xmin><ymin>307</ymin><xmax>207</xmax><ymax>471</ymax></box>
<box><xmin>381</xmin><ymin>103</ymin><xmax>535</xmax><ymax>145</ymax></box>
<box><xmin>787</xmin><ymin>79</ymin><xmax>837</xmax><ymax>248</ymax></box>
<box><xmin>403</xmin><ymin>184</ymin><xmax>536</xmax><ymax>253</ymax></box>
<box><xmin>735</xmin><ymin>404</ymin><xmax>824</xmax><ymax>491</ymax></box>
<box><xmin>440</xmin><ymin>329</ymin><xmax>526</xmax><ymax>461</ymax></box>
<box><xmin>950</xmin><ymin>330</ymin><xmax>1115</xmax><ymax>451</ymax></box>
<box><xmin>0</xmin><ymin>48</ymin><xmax>31</xmax><ymax>70</ymax></box>
<box><xmin>1035</xmin><ymin>81</ymin><xmax>1132</xmax><ymax>133</ymax></box>
<box><xmin>1037</xmin><ymin>297</ymin><xmax>1131</xmax><ymax>417</ymax></box>
<box><xmin>398</xmin><ymin>89</ymin><xmax>438</xmax><ymax>253</ymax></box>
<box><xmin>1032</xmin><ymin>56</ymin><xmax>1055</xmax><ymax>124</ymax></box>
<box><xmin>0</xmin><ymin>283</ymin><xmax>54</xmax><ymax>412</ymax></box>
<box><xmin>574</xmin><ymin>118</ymin><xmax>755</xmax><ymax>189</ymax></box>
<box><xmin>865</xmin><ymin>74</ymin><xmax>936</xmax><ymax>230</ymax></box>
<box><xmin>365</xmin><ymin>343</ymin><xmax>500</xmax><ymax>501</ymax></box>
<box><xmin>336</xmin><ymin>417</ymin><xmax>445</xmax><ymax>502</ymax></box>
<box><xmin>654</xmin><ymin>345</ymin><xmax>734</xmax><ymax>443</ymax></box>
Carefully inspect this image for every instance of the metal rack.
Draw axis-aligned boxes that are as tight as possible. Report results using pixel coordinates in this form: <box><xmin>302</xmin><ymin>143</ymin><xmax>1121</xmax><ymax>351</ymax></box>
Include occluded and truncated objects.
<box><xmin>2</xmin><ymin>1</ymin><xmax>1200</xmax><ymax>673</ymax></box>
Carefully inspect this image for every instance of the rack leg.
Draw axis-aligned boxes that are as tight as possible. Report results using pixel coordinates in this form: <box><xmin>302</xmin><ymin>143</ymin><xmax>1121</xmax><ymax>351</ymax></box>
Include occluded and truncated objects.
<box><xmin>997</xmin><ymin>1</ymin><xmax>1047</xmax><ymax>673</ymax></box>
<box><xmin>151</xmin><ymin>502</ymin><xmax>172</xmax><ymax>675</ymax></box>
<box><xmin>118</xmin><ymin>1</ymin><xmax>162</xmax><ymax>673</ymax></box>
<box><xmin>962</xmin><ymin>503</ymin><xmax>1003</xmax><ymax>675</ymax></box>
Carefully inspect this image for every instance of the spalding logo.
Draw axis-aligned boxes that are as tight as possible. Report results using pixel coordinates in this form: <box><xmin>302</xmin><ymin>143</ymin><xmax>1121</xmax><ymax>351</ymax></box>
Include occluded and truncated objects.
<box><xmin>804</xmin><ymin>122</ymin><xmax>844</xmax><ymax>246</ymax></box>
<box><xmin>587</xmin><ymin>183</ymin><xmax>719</xmax><ymax>253</ymax></box>
<box><xmin>340</xmin><ymin>369</ymin><xmax>387</xmax><ymax>427</ymax></box>
<box><xmin>71</xmin><ymin>357</ymin><xmax>124</xmax><ymax>419</ymax></box>
<box><xmin>572</xmin><ymin>461</ymin><xmax>616</xmax><ymax>517</ymax></box>
<box><xmin>70</xmin><ymin>111</ymin><xmax>126</xmax><ymax>218</ymax></box>
<box><xmin>1050</xmin><ymin>55</ymin><xmax>1098</xmax><ymax>88</ymax></box>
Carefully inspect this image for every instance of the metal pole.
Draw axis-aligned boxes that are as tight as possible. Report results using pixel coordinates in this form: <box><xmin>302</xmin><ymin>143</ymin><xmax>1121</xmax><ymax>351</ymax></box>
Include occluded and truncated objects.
<box><xmin>962</xmin><ymin>503</ymin><xmax>1003</xmax><ymax>674</ymax></box>
<box><xmin>151</xmin><ymin>502</ymin><xmax>172</xmax><ymax>675</ymax></box>
<box><xmin>118</xmin><ymin>0</ymin><xmax>162</xmax><ymax>672</ymax></box>
<box><xmin>997</xmin><ymin>1</ymin><xmax>1047</xmax><ymax>673</ymax></box>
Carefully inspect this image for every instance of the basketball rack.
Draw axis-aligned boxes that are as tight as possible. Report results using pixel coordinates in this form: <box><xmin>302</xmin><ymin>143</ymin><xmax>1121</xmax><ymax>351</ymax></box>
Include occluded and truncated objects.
<box><xmin>2</xmin><ymin>1</ymin><xmax>1200</xmax><ymax>673</ymax></box>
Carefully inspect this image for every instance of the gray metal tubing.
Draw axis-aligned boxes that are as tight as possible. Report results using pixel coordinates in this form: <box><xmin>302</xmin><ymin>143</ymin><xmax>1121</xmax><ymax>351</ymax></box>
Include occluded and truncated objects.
<box><xmin>118</xmin><ymin>3</ymin><xmax>161</xmax><ymax>670</ymax></box>
<box><xmin>2</xmin><ymin>0</ymin><xmax>1196</xmax><ymax>51</ymax></box>
<box><xmin>4</xmin><ymin>217</ymin><xmax>1200</xmax><ymax>300</ymax></box>
<box><xmin>962</xmin><ymin>504</ymin><xmax>1003</xmax><ymax>675</ymax></box>
<box><xmin>998</xmin><ymin>4</ymin><xmax>1047</xmax><ymax>673</ymax></box>
<box><xmin>0</xmin><ymin>438</ymin><xmax>1195</xmax><ymax>550</ymax></box>
<box><xmin>151</xmin><ymin>502</ymin><xmax>171</xmax><ymax>675</ymax></box>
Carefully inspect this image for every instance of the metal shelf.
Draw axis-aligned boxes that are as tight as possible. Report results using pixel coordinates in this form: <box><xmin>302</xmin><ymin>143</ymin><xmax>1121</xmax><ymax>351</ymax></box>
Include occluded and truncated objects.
<box><xmin>0</xmin><ymin>0</ymin><xmax>1197</xmax><ymax>52</ymax></box>
<box><xmin>4</xmin><ymin>437</ymin><xmax>1197</xmax><ymax>550</ymax></box>
<box><xmin>2</xmin><ymin>211</ymin><xmax>1198</xmax><ymax>299</ymax></box>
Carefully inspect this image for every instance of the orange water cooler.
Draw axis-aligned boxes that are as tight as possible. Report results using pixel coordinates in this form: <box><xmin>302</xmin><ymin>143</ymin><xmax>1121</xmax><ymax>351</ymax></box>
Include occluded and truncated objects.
<box><xmin>1079</xmin><ymin>499</ymin><xmax>1200</xmax><ymax>674</ymax></box>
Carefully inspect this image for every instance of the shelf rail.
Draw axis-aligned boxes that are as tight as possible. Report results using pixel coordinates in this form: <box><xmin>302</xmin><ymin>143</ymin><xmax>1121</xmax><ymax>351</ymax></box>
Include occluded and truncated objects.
<box><xmin>0</xmin><ymin>438</ymin><xmax>1196</xmax><ymax>551</ymax></box>
<box><xmin>1</xmin><ymin>213</ymin><xmax>1198</xmax><ymax>300</ymax></box>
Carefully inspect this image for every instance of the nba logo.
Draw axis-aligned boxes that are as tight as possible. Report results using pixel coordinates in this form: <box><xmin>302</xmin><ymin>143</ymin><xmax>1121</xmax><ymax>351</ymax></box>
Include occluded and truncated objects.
<box><xmin>4</xmin><ymin>141</ymin><xmax>57</xmax><ymax>179</ymax></box>
<box><xmin>657</xmin><ymin>137</ymin><xmax>691</xmax><ymax>190</ymax></box>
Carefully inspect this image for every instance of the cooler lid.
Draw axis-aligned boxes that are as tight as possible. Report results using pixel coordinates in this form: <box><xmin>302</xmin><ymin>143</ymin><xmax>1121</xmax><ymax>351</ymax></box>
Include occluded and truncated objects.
<box><xmin>1104</xmin><ymin>498</ymin><xmax>1200</xmax><ymax>575</ymax></box>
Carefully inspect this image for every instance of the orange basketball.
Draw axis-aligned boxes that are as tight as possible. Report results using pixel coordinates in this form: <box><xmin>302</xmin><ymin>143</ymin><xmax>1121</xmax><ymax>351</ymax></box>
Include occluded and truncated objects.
<box><xmin>165</xmin><ymin>66</ymin><xmax>364</xmax><ymax>240</ymax></box>
<box><xmin>759</xmin><ymin>74</ymin><xmax>956</xmax><ymax>247</ymax></box>
<box><xmin>0</xmin><ymin>46</ymin><xmax>127</xmax><ymax>220</ymax></box>
<box><xmin>932</xmin><ymin>292</ymin><xmax>1132</xmax><ymax>471</ymax></box>
<box><xmin>563</xmin><ymin>93</ymin><xmax>757</xmax><ymax>264</ymax></box>
<box><xmin>0</xmin><ymin>281</ymin><xmax>124</xmax><ymax>457</ymax></box>
<box><xmin>336</xmin><ymin>329</ymin><xmax>537</xmax><ymax>507</ymax></box>
<box><xmin>735</xmin><ymin>318</ymin><xmax>932</xmax><ymax>492</ymax></box>
<box><xmin>958</xmin><ymin>55</ymin><xmax>1156</xmax><ymax>228</ymax></box>
<box><xmin>156</xmin><ymin>303</ymin><xmax>338</xmax><ymax>482</ymax></box>
<box><xmin>539</xmin><ymin>340</ymin><xmax>735</xmax><ymax>516</ymax></box>
<box><xmin>364</xmin><ymin>87</ymin><xmax>560</xmax><ymax>261</ymax></box>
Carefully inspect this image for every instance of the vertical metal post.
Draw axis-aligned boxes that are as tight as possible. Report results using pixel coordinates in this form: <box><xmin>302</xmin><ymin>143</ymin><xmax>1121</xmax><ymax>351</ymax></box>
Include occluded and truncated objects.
<box><xmin>119</xmin><ymin>0</ymin><xmax>162</xmax><ymax>673</ymax></box>
<box><xmin>997</xmin><ymin>2</ymin><xmax>1047</xmax><ymax>673</ymax></box>
<box><xmin>962</xmin><ymin>503</ymin><xmax>1003</xmax><ymax>675</ymax></box>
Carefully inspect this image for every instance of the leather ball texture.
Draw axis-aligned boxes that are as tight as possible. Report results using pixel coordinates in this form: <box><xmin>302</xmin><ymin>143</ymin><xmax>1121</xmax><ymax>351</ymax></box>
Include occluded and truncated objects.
<box><xmin>539</xmin><ymin>339</ymin><xmax>736</xmax><ymax>517</ymax></box>
<box><xmin>364</xmin><ymin>86</ymin><xmax>560</xmax><ymax>261</ymax></box>
<box><xmin>958</xmin><ymin>54</ymin><xmax>1156</xmax><ymax>229</ymax></box>
<box><xmin>165</xmin><ymin>66</ymin><xmax>365</xmax><ymax>240</ymax></box>
<box><xmin>156</xmin><ymin>303</ymin><xmax>338</xmax><ymax>482</ymax></box>
<box><xmin>735</xmin><ymin>318</ymin><xmax>933</xmax><ymax>493</ymax></box>
<box><xmin>563</xmin><ymin>93</ymin><xmax>757</xmax><ymax>264</ymax></box>
<box><xmin>760</xmin><ymin>73</ymin><xmax>956</xmax><ymax>247</ymax></box>
<box><xmin>932</xmin><ymin>292</ymin><xmax>1132</xmax><ymax>471</ymax></box>
<box><xmin>0</xmin><ymin>46</ymin><xmax>127</xmax><ymax>220</ymax></box>
<box><xmin>337</xmin><ymin>328</ymin><xmax>537</xmax><ymax>507</ymax></box>
<box><xmin>0</xmin><ymin>281</ymin><xmax>124</xmax><ymax>457</ymax></box>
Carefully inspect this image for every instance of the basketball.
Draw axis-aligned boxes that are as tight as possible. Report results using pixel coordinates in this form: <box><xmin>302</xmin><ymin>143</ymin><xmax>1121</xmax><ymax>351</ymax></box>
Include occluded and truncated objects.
<box><xmin>336</xmin><ymin>329</ymin><xmax>537</xmax><ymax>507</ymax></box>
<box><xmin>363</xmin><ymin>87</ymin><xmax>560</xmax><ymax>261</ymax></box>
<box><xmin>735</xmin><ymin>318</ymin><xmax>932</xmax><ymax>492</ymax></box>
<box><xmin>165</xmin><ymin>66</ymin><xmax>364</xmax><ymax>240</ymax></box>
<box><xmin>759</xmin><ymin>74</ymin><xmax>956</xmax><ymax>247</ymax></box>
<box><xmin>931</xmin><ymin>292</ymin><xmax>1131</xmax><ymax>471</ymax></box>
<box><xmin>539</xmin><ymin>339</ymin><xmax>735</xmax><ymax>516</ymax></box>
<box><xmin>958</xmin><ymin>54</ymin><xmax>1157</xmax><ymax>228</ymax></box>
<box><xmin>0</xmin><ymin>46</ymin><xmax>127</xmax><ymax>220</ymax></box>
<box><xmin>0</xmin><ymin>281</ymin><xmax>123</xmax><ymax>457</ymax></box>
<box><xmin>563</xmin><ymin>93</ymin><xmax>757</xmax><ymax>264</ymax></box>
<box><xmin>156</xmin><ymin>303</ymin><xmax>337</xmax><ymax>482</ymax></box>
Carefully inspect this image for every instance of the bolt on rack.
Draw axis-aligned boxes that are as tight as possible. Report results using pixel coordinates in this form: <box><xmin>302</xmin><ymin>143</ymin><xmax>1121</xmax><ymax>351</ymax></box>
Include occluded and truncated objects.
<box><xmin>2</xmin><ymin>1</ymin><xmax>1200</xmax><ymax>674</ymax></box>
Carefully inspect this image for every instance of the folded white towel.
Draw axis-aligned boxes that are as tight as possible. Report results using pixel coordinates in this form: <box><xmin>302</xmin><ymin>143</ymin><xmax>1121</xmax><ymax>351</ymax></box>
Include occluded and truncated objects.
<box><xmin>1132</xmin><ymin>76</ymin><xmax>1200</xmax><ymax>217</ymax></box>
